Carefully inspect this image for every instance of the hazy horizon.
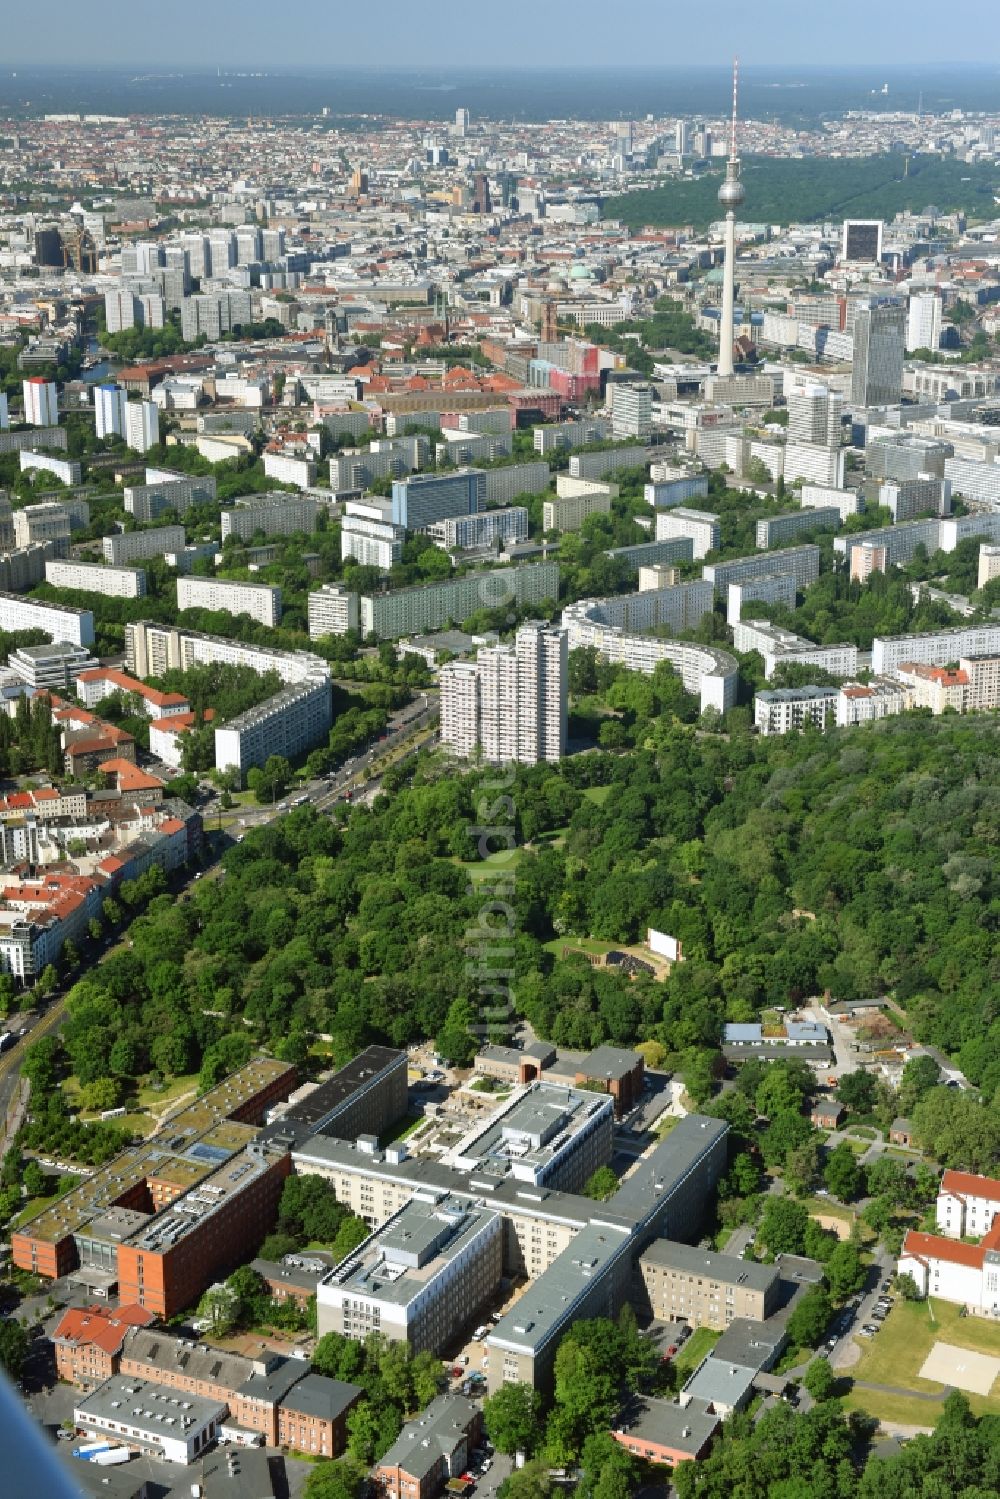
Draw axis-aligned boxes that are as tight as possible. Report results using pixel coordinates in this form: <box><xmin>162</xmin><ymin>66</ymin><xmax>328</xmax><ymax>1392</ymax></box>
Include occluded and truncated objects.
<box><xmin>4</xmin><ymin>0</ymin><xmax>1000</xmax><ymax>69</ymax></box>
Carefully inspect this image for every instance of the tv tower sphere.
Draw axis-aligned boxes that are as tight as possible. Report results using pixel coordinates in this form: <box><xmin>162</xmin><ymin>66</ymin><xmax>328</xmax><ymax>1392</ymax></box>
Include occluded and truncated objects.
<box><xmin>718</xmin><ymin>174</ymin><xmax>745</xmax><ymax>208</ymax></box>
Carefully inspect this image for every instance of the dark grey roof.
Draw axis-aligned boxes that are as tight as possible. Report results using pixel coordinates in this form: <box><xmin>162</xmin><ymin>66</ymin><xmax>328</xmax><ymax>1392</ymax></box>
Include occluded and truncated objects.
<box><xmin>236</xmin><ymin>1356</ymin><xmax>308</xmax><ymax>1405</ymax></box>
<box><xmin>613</xmin><ymin>1394</ymin><xmax>719</xmax><ymax>1455</ymax></box>
<box><xmin>711</xmin><ymin>1318</ymin><xmax>784</xmax><ymax>1373</ymax></box>
<box><xmin>121</xmin><ymin>1327</ymin><xmax>253</xmax><ymax>1390</ymax></box>
<box><xmin>189</xmin><ymin>1446</ymin><xmax>280</xmax><ymax>1499</ymax></box>
<box><xmin>723</xmin><ymin>1042</ymin><xmax>832</xmax><ymax>1064</ymax></box>
<box><xmin>377</xmin><ymin>1394</ymin><xmax>479</xmax><ymax>1480</ymax></box>
<box><xmin>639</xmin><ymin>1239</ymin><xmax>779</xmax><ymax>1294</ymax></box>
<box><xmin>252</xmin><ymin>1257</ymin><xmax>325</xmax><ymax>1292</ymax></box>
<box><xmin>283</xmin><ymin>1045</ymin><xmax>404</xmax><ymax>1132</ymax></box>
<box><xmin>279</xmin><ymin>1373</ymin><xmax>361</xmax><ymax>1422</ymax></box>
<box><xmin>581</xmin><ymin>1044</ymin><xmax>641</xmax><ymax>1082</ymax></box>
<box><xmin>605</xmin><ymin>1114</ymin><xmax>729</xmax><ymax>1228</ymax></box>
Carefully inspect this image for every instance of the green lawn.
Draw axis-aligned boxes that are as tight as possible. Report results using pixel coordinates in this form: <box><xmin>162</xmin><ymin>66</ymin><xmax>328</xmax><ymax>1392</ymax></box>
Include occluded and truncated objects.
<box><xmin>380</xmin><ymin>1113</ymin><xmax>426</xmax><ymax>1146</ymax></box>
<box><xmin>135</xmin><ymin>1073</ymin><xmax>199</xmax><ymax>1110</ymax></box>
<box><xmin>542</xmin><ymin>936</ymin><xmax>614</xmax><ymax>957</ymax></box>
<box><xmin>844</xmin><ymin>1298</ymin><xmax>1000</xmax><ymax>1425</ymax></box>
<box><xmin>672</xmin><ymin>1327</ymin><xmax>721</xmax><ymax>1384</ymax></box>
<box><xmin>582</xmin><ymin>785</ymin><xmax>612</xmax><ymax>806</ymax></box>
<box><xmin>458</xmin><ymin>848</ymin><xmax>523</xmax><ymax>883</ymax></box>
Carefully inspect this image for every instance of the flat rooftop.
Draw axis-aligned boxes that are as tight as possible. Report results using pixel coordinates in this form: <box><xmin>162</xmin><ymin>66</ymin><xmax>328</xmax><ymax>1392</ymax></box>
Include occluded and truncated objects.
<box><xmin>289</xmin><ymin>1133</ymin><xmax>603</xmax><ymax>1230</ymax></box>
<box><xmin>323</xmin><ymin>1194</ymin><xmax>498</xmax><ymax>1309</ymax></box>
<box><xmin>75</xmin><ymin>1375</ymin><xmax>227</xmax><ymax>1436</ymax></box>
<box><xmin>15</xmin><ymin>1058</ymin><xmax>292</xmax><ymax>1247</ymax></box>
<box><xmin>126</xmin><ymin>1146</ymin><xmax>277</xmax><ymax>1253</ymax></box>
<box><xmin>283</xmin><ymin>1045</ymin><xmax>404</xmax><ymax>1133</ymax></box>
<box><xmin>487</xmin><ymin>1221</ymin><xmax>632</xmax><ymax>1355</ymax></box>
<box><xmin>605</xmin><ymin>1114</ymin><xmax>728</xmax><ymax>1229</ymax></box>
<box><xmin>447</xmin><ymin>1081</ymin><xmax>612</xmax><ymax>1185</ymax></box>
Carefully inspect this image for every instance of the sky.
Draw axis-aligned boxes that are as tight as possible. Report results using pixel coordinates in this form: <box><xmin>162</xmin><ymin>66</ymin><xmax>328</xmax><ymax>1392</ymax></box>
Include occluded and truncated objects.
<box><xmin>3</xmin><ymin>0</ymin><xmax>999</xmax><ymax>69</ymax></box>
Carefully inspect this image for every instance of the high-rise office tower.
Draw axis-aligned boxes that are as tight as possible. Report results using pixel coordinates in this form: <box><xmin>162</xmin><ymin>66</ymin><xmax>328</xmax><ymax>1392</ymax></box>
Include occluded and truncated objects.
<box><xmin>440</xmin><ymin>623</ymin><xmax>567</xmax><ymax>765</ymax></box>
<box><xmin>471</xmin><ymin>174</ymin><xmax>492</xmax><ymax>214</ymax></box>
<box><xmin>906</xmin><ymin>292</ymin><xmax>943</xmax><ymax>353</ymax></box>
<box><xmin>851</xmin><ymin>300</ymin><xmax>906</xmax><ymax>407</ymax></box>
<box><xmin>94</xmin><ymin>383</ymin><xmax>128</xmax><ymax>440</ymax></box>
<box><xmin>841</xmin><ymin>220</ymin><xmax>883</xmax><ymax>263</ymax></box>
<box><xmin>454</xmin><ymin>107</ymin><xmax>470</xmax><ymax>138</ymax></box>
<box><xmin>23</xmin><ymin>378</ymin><xmax>59</xmax><ymax>427</ymax></box>
<box><xmin>787</xmin><ymin>383</ymin><xmax>843</xmax><ymax>446</ymax></box>
<box><xmin>716</xmin><ymin>60</ymin><xmax>745</xmax><ymax>379</ymax></box>
<box><xmin>675</xmin><ymin>119</ymin><xmax>690</xmax><ymax>156</ymax></box>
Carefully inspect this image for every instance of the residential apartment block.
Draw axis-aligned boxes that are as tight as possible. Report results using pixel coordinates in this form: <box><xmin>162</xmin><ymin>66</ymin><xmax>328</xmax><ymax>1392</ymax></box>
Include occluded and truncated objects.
<box><xmin>799</xmin><ymin>484</ymin><xmax>864</xmax><ymax>520</ymax></box>
<box><xmin>124</xmin><ymin>468</ymin><xmax>218</xmax><ymax>523</ymax></box>
<box><xmin>440</xmin><ymin>622</ymin><xmax>568</xmax><ymax>764</ymax></box>
<box><xmin>732</xmin><ymin>620</ymin><xmax>858</xmax><ymax>681</ymax></box>
<box><xmin>262</xmin><ymin>451</ymin><xmax>317</xmax><ymax>489</ymax></box>
<box><xmin>638</xmin><ymin>1241</ymin><xmax>780</xmax><ymax>1329</ymax></box>
<box><xmin>214</xmin><ymin>672</ymin><xmax>332</xmax><ymax>776</ymax></box>
<box><xmin>308</xmin><ymin>583</ymin><xmax>360</xmax><ymax>639</ymax></box>
<box><xmin>755</xmin><ymin>507</ymin><xmax>841</xmax><ymax>549</ymax></box>
<box><xmin>344</xmin><ymin>562</ymin><xmax>559</xmax><ymax>640</ymax></box>
<box><xmin>655</xmin><ymin>507</ymin><xmax>720</xmax><ymax>559</ymax></box>
<box><xmin>423</xmin><ymin>507</ymin><xmax>528</xmax><ymax>552</ymax></box>
<box><xmin>340</xmin><ymin>499</ymin><xmax>406</xmax><ymax>570</ymax></box>
<box><xmin>483</xmin><ymin>462</ymin><xmax>551</xmax><ymax>505</ymax></box>
<box><xmin>727</xmin><ymin>572</ymin><xmax>797</xmax><ymax>626</ymax></box>
<box><xmin>177</xmin><ymin>576</ymin><xmax>282</xmax><ymax>628</ymax></box>
<box><xmin>703</xmin><ymin>544</ymin><xmax>821</xmax><ymax>594</ymax></box>
<box><xmin>533</xmin><ymin>417</ymin><xmax>610</xmax><ymax>455</ymax></box>
<box><xmin>543</xmin><ymin>476</ymin><xmax>615</xmax><ymax>533</ymax></box>
<box><xmin>644</xmin><ymin>475</ymin><xmax>710</xmax><ymax>509</ymax></box>
<box><xmin>0</xmin><ymin>591</ymin><xmax>95</xmax><ymax>647</ymax></box>
<box><xmin>125</xmin><ymin>621</ymin><xmax>326</xmax><ymax>686</ymax></box>
<box><xmin>754</xmin><ymin>686</ymin><xmax>839</xmax><ymax>735</ymax></box>
<box><xmin>220</xmin><ymin>492</ymin><xmax>319</xmax><ymax>542</ymax></box>
<box><xmin>13</xmin><ymin>500</ymin><xmax>72</xmax><ymax>552</ymax></box>
<box><xmin>567</xmin><ymin>445</ymin><xmax>647</xmax><ymax>480</ymax></box>
<box><xmin>561</xmin><ymin>597</ymin><xmax>738</xmax><ymax>713</ymax></box>
<box><xmin>872</xmin><ymin>623</ymin><xmax>1000</xmax><ymax>676</ymax></box>
<box><xmin>45</xmin><ymin>559</ymin><xmax>146</xmax><ymax>599</ymax></box>
<box><xmin>103</xmin><ymin>523</ymin><xmax>186</xmax><ymax>566</ymax></box>
<box><xmin>605</xmin><ymin>537</ymin><xmax>695</xmax><ymax>575</ymax></box>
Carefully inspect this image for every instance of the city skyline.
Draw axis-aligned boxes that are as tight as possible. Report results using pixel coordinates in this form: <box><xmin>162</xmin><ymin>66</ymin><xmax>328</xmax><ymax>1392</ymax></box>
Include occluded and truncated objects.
<box><xmin>1</xmin><ymin>0</ymin><xmax>997</xmax><ymax>68</ymax></box>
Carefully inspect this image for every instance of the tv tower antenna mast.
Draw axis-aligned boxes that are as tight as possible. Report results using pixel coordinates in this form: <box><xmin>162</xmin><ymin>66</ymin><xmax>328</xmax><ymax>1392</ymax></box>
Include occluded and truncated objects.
<box><xmin>717</xmin><ymin>57</ymin><xmax>745</xmax><ymax>379</ymax></box>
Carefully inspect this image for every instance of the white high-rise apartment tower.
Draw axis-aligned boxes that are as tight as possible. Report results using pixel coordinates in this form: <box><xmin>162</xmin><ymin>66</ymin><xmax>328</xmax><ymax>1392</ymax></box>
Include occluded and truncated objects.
<box><xmin>94</xmin><ymin>383</ymin><xmax>128</xmax><ymax>440</ymax></box>
<box><xmin>23</xmin><ymin>378</ymin><xmax>59</xmax><ymax>427</ymax></box>
<box><xmin>906</xmin><ymin>292</ymin><xmax>943</xmax><ymax>354</ymax></box>
<box><xmin>440</xmin><ymin>622</ymin><xmax>568</xmax><ymax>765</ymax></box>
<box><xmin>126</xmin><ymin>400</ymin><xmax>160</xmax><ymax>454</ymax></box>
<box><xmin>786</xmin><ymin>383</ymin><xmax>843</xmax><ymax>446</ymax></box>
<box><xmin>716</xmin><ymin>61</ymin><xmax>745</xmax><ymax>379</ymax></box>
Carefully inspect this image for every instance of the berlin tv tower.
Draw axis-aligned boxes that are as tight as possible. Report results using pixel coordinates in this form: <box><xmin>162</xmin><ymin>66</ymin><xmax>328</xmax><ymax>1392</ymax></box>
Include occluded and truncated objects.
<box><xmin>717</xmin><ymin>59</ymin><xmax>745</xmax><ymax>378</ymax></box>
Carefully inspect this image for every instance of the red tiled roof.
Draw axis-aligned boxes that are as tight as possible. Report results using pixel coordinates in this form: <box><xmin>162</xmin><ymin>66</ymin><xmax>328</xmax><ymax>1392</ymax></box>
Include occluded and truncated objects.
<box><xmin>901</xmin><ymin>1230</ymin><xmax>985</xmax><ymax>1270</ymax></box>
<box><xmin>52</xmin><ymin>1303</ymin><xmax>154</xmax><ymax>1356</ymax></box>
<box><xmin>99</xmin><ymin>760</ymin><xmax>164</xmax><ymax>792</ymax></box>
<box><xmin>941</xmin><ymin>1170</ymin><xmax>1000</xmax><ymax>1204</ymax></box>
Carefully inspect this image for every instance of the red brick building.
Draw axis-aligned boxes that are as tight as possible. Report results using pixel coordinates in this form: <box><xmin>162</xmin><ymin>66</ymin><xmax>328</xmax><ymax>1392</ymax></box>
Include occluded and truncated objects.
<box><xmin>52</xmin><ymin>1303</ymin><xmax>155</xmax><ymax>1388</ymax></box>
